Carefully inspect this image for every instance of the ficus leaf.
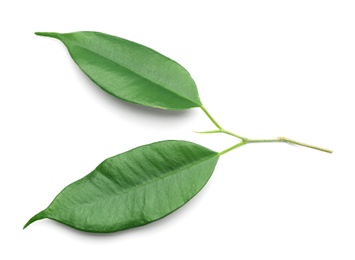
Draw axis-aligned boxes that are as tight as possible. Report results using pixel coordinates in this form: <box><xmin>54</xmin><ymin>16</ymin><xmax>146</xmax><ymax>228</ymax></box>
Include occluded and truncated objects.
<box><xmin>24</xmin><ymin>140</ymin><xmax>219</xmax><ymax>233</ymax></box>
<box><xmin>35</xmin><ymin>31</ymin><xmax>202</xmax><ymax>110</ymax></box>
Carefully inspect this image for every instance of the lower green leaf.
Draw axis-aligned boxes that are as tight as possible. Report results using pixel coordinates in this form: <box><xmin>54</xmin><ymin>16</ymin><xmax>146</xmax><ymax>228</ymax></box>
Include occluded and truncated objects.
<box><xmin>24</xmin><ymin>140</ymin><xmax>219</xmax><ymax>233</ymax></box>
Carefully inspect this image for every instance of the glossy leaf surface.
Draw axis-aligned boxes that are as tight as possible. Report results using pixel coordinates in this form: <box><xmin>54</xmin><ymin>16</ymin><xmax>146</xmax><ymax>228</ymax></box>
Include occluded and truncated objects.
<box><xmin>24</xmin><ymin>141</ymin><xmax>219</xmax><ymax>233</ymax></box>
<box><xmin>36</xmin><ymin>31</ymin><xmax>202</xmax><ymax>110</ymax></box>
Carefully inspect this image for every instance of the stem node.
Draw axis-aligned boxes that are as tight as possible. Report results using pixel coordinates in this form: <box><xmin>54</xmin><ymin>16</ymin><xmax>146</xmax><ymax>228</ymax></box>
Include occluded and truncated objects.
<box><xmin>199</xmin><ymin>106</ymin><xmax>332</xmax><ymax>155</ymax></box>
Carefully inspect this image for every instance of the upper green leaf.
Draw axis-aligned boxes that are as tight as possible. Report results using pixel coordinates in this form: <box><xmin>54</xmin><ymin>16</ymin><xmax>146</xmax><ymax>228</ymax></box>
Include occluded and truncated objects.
<box><xmin>35</xmin><ymin>31</ymin><xmax>202</xmax><ymax>110</ymax></box>
<box><xmin>24</xmin><ymin>140</ymin><xmax>219</xmax><ymax>233</ymax></box>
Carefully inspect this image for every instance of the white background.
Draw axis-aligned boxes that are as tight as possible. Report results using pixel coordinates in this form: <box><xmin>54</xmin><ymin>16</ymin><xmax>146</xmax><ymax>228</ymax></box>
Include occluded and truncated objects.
<box><xmin>1</xmin><ymin>0</ymin><xmax>354</xmax><ymax>259</ymax></box>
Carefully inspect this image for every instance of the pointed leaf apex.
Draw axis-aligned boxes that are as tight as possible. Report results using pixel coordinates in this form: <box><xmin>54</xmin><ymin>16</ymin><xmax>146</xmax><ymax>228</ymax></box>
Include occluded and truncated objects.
<box><xmin>23</xmin><ymin>210</ymin><xmax>47</xmax><ymax>229</ymax></box>
<box><xmin>35</xmin><ymin>32</ymin><xmax>61</xmax><ymax>39</ymax></box>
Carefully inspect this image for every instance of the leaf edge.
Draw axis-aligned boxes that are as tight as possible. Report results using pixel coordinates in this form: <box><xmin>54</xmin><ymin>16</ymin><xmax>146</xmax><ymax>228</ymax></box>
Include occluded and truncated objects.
<box><xmin>34</xmin><ymin>31</ymin><xmax>203</xmax><ymax>111</ymax></box>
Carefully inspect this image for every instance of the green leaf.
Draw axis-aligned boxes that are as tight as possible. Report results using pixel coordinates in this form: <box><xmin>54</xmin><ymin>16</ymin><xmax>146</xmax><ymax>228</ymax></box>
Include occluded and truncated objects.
<box><xmin>35</xmin><ymin>31</ymin><xmax>202</xmax><ymax>110</ymax></box>
<box><xmin>24</xmin><ymin>140</ymin><xmax>219</xmax><ymax>233</ymax></box>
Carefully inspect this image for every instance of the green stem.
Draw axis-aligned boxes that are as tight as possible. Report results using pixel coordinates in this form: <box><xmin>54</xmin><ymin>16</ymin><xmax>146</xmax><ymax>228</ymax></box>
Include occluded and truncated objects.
<box><xmin>219</xmin><ymin>141</ymin><xmax>246</xmax><ymax>156</ymax></box>
<box><xmin>222</xmin><ymin>129</ymin><xmax>248</xmax><ymax>141</ymax></box>
<box><xmin>194</xmin><ymin>129</ymin><xmax>222</xmax><ymax>134</ymax></box>
<box><xmin>199</xmin><ymin>107</ymin><xmax>247</xmax><ymax>140</ymax></box>
<box><xmin>219</xmin><ymin>137</ymin><xmax>332</xmax><ymax>156</ymax></box>
<box><xmin>199</xmin><ymin>106</ymin><xmax>332</xmax><ymax>155</ymax></box>
<box><xmin>280</xmin><ymin>137</ymin><xmax>333</xmax><ymax>153</ymax></box>
<box><xmin>195</xmin><ymin>129</ymin><xmax>247</xmax><ymax>140</ymax></box>
<box><xmin>200</xmin><ymin>106</ymin><xmax>222</xmax><ymax>130</ymax></box>
<box><xmin>246</xmin><ymin>137</ymin><xmax>333</xmax><ymax>154</ymax></box>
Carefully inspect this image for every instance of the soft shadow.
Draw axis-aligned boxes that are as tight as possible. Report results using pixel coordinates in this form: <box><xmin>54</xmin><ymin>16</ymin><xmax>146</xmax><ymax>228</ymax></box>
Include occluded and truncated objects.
<box><xmin>37</xmin><ymin>183</ymin><xmax>212</xmax><ymax>239</ymax></box>
<box><xmin>32</xmin><ymin>36</ymin><xmax>205</xmax><ymax>238</ymax></box>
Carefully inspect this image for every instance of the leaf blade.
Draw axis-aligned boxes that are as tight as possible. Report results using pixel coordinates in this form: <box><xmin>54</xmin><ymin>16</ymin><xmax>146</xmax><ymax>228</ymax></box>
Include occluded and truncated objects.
<box><xmin>25</xmin><ymin>140</ymin><xmax>219</xmax><ymax>233</ymax></box>
<box><xmin>36</xmin><ymin>31</ymin><xmax>202</xmax><ymax>110</ymax></box>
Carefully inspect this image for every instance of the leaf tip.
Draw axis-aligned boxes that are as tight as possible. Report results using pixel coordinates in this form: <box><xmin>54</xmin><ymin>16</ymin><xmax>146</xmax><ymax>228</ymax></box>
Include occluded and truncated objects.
<box><xmin>23</xmin><ymin>210</ymin><xmax>46</xmax><ymax>230</ymax></box>
<box><xmin>34</xmin><ymin>32</ymin><xmax>61</xmax><ymax>39</ymax></box>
